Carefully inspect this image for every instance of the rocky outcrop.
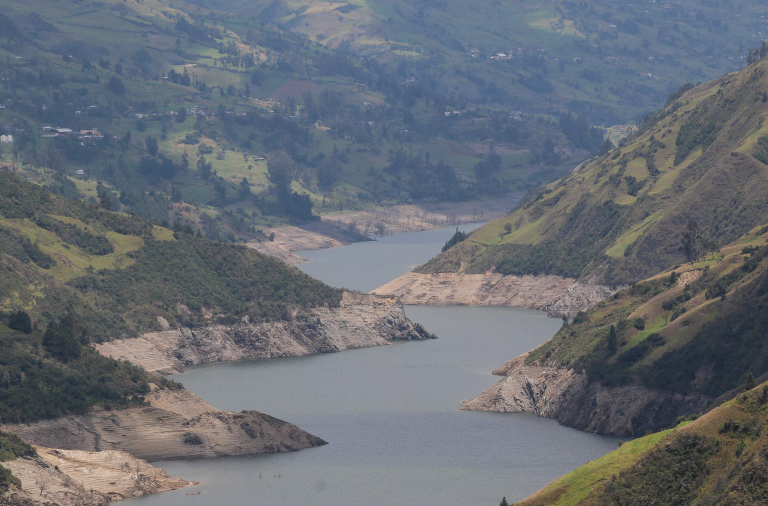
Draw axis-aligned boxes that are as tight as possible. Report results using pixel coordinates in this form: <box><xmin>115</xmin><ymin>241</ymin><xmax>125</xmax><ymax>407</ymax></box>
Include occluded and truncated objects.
<box><xmin>373</xmin><ymin>273</ymin><xmax>615</xmax><ymax>317</ymax></box>
<box><xmin>95</xmin><ymin>292</ymin><xmax>434</xmax><ymax>374</ymax></box>
<box><xmin>461</xmin><ymin>354</ymin><xmax>710</xmax><ymax>436</ymax></box>
<box><xmin>2</xmin><ymin>446</ymin><xmax>192</xmax><ymax>505</ymax></box>
<box><xmin>1</xmin><ymin>387</ymin><xmax>326</xmax><ymax>462</ymax></box>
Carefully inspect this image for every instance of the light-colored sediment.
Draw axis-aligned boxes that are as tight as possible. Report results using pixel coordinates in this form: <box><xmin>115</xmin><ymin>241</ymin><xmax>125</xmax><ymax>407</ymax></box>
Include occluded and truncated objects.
<box><xmin>1</xmin><ymin>387</ymin><xmax>326</xmax><ymax>462</ymax></box>
<box><xmin>94</xmin><ymin>292</ymin><xmax>434</xmax><ymax>375</ymax></box>
<box><xmin>2</xmin><ymin>446</ymin><xmax>192</xmax><ymax>505</ymax></box>
<box><xmin>373</xmin><ymin>272</ymin><xmax>614</xmax><ymax>317</ymax></box>
<box><xmin>259</xmin><ymin>196</ymin><xmax>521</xmax><ymax>255</ymax></box>
<box><xmin>246</xmin><ymin>239</ymin><xmax>307</xmax><ymax>265</ymax></box>
<box><xmin>318</xmin><ymin>195</ymin><xmax>520</xmax><ymax>239</ymax></box>
<box><xmin>460</xmin><ymin>353</ymin><xmax>710</xmax><ymax>436</ymax></box>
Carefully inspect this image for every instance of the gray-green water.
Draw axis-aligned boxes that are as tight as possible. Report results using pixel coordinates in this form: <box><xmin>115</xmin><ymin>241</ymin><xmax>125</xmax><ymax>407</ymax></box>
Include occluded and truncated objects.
<box><xmin>128</xmin><ymin>225</ymin><xmax>620</xmax><ymax>506</ymax></box>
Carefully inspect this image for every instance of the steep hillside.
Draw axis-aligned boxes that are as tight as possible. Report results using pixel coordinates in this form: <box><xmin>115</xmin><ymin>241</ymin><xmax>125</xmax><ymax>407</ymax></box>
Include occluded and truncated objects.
<box><xmin>463</xmin><ymin>225</ymin><xmax>768</xmax><ymax>436</ymax></box>
<box><xmin>419</xmin><ymin>60</ymin><xmax>768</xmax><ymax>287</ymax></box>
<box><xmin>512</xmin><ymin>381</ymin><xmax>768</xmax><ymax>506</ymax></box>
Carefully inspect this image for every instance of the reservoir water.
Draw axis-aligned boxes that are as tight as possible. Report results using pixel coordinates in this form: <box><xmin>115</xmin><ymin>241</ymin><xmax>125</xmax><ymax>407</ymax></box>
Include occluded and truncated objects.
<box><xmin>129</xmin><ymin>224</ymin><xmax>620</xmax><ymax>506</ymax></box>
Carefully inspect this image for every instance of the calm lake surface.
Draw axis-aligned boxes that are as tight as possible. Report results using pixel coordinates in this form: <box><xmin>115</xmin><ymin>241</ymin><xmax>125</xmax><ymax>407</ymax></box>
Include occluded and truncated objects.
<box><xmin>129</xmin><ymin>224</ymin><xmax>620</xmax><ymax>506</ymax></box>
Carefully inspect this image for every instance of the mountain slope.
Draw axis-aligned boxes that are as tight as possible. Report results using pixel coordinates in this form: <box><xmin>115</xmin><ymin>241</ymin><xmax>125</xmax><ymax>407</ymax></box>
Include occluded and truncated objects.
<box><xmin>462</xmin><ymin>225</ymin><xmax>768</xmax><ymax>436</ymax></box>
<box><xmin>418</xmin><ymin>60</ymin><xmax>768</xmax><ymax>287</ymax></box>
<box><xmin>512</xmin><ymin>381</ymin><xmax>768</xmax><ymax>506</ymax></box>
<box><xmin>0</xmin><ymin>168</ymin><xmax>430</xmax><ymax>425</ymax></box>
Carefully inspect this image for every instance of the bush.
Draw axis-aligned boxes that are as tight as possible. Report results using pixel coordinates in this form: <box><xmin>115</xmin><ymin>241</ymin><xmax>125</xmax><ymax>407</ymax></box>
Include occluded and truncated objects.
<box><xmin>633</xmin><ymin>318</ymin><xmax>646</xmax><ymax>330</ymax></box>
<box><xmin>106</xmin><ymin>76</ymin><xmax>126</xmax><ymax>95</ymax></box>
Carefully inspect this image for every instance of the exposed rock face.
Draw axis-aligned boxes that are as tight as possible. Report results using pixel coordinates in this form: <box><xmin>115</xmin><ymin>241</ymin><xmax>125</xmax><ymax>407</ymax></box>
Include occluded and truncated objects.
<box><xmin>95</xmin><ymin>292</ymin><xmax>434</xmax><ymax>374</ymax></box>
<box><xmin>373</xmin><ymin>273</ymin><xmax>615</xmax><ymax>317</ymax></box>
<box><xmin>1</xmin><ymin>388</ymin><xmax>326</xmax><ymax>462</ymax></box>
<box><xmin>461</xmin><ymin>354</ymin><xmax>711</xmax><ymax>436</ymax></box>
<box><xmin>2</xmin><ymin>445</ymin><xmax>192</xmax><ymax>505</ymax></box>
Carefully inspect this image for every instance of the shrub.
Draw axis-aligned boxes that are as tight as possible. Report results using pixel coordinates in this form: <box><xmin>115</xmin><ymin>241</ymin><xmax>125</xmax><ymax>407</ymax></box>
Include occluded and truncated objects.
<box><xmin>633</xmin><ymin>318</ymin><xmax>646</xmax><ymax>330</ymax></box>
<box><xmin>7</xmin><ymin>311</ymin><xmax>31</xmax><ymax>334</ymax></box>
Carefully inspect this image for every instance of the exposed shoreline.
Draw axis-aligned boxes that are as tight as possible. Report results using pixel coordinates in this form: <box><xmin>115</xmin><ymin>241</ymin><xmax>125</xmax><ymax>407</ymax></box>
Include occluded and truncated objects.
<box><xmin>94</xmin><ymin>292</ymin><xmax>434</xmax><ymax>375</ymax></box>
<box><xmin>250</xmin><ymin>195</ymin><xmax>520</xmax><ymax>264</ymax></box>
<box><xmin>460</xmin><ymin>352</ymin><xmax>710</xmax><ymax>436</ymax></box>
<box><xmin>3</xmin><ymin>446</ymin><xmax>193</xmax><ymax>505</ymax></box>
<box><xmin>1</xmin><ymin>387</ymin><xmax>326</xmax><ymax>463</ymax></box>
<box><xmin>373</xmin><ymin>272</ymin><xmax>615</xmax><ymax>317</ymax></box>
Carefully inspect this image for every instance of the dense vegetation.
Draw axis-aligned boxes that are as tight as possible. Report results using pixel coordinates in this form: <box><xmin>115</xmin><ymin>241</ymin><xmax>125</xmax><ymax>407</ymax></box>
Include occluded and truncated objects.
<box><xmin>0</xmin><ymin>316</ymin><xmax>173</xmax><ymax>424</ymax></box>
<box><xmin>418</xmin><ymin>58</ymin><xmax>768</xmax><ymax>286</ymax></box>
<box><xmin>0</xmin><ymin>170</ymin><xmax>343</xmax><ymax>342</ymax></box>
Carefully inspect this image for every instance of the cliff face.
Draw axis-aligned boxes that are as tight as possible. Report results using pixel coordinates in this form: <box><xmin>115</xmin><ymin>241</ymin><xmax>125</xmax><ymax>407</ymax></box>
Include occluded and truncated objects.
<box><xmin>461</xmin><ymin>354</ymin><xmax>711</xmax><ymax>436</ymax></box>
<box><xmin>2</xmin><ymin>445</ymin><xmax>192</xmax><ymax>506</ymax></box>
<box><xmin>94</xmin><ymin>292</ymin><xmax>434</xmax><ymax>374</ymax></box>
<box><xmin>373</xmin><ymin>272</ymin><xmax>614</xmax><ymax>317</ymax></box>
<box><xmin>0</xmin><ymin>388</ymin><xmax>326</xmax><ymax>462</ymax></box>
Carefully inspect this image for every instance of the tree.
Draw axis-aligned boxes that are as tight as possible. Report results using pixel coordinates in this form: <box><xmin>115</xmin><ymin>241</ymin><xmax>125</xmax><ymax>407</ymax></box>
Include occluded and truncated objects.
<box><xmin>176</xmin><ymin>107</ymin><xmax>187</xmax><ymax>124</ymax></box>
<box><xmin>504</xmin><ymin>222</ymin><xmax>513</xmax><ymax>234</ymax></box>
<box><xmin>197</xmin><ymin>156</ymin><xmax>212</xmax><ymax>180</ymax></box>
<box><xmin>500</xmin><ymin>498</ymin><xmax>509</xmax><ymax>506</ymax></box>
<box><xmin>42</xmin><ymin>323</ymin><xmax>81</xmax><ymax>362</ymax></box>
<box><xmin>679</xmin><ymin>219</ymin><xmax>703</xmax><ymax>265</ymax></box>
<box><xmin>8</xmin><ymin>311</ymin><xmax>32</xmax><ymax>333</ymax></box>
<box><xmin>746</xmin><ymin>372</ymin><xmax>756</xmax><ymax>391</ymax></box>
<box><xmin>106</xmin><ymin>76</ymin><xmax>126</xmax><ymax>95</ymax></box>
<box><xmin>114</xmin><ymin>62</ymin><xmax>123</xmax><ymax>75</ymax></box>
<box><xmin>607</xmin><ymin>324</ymin><xmax>617</xmax><ymax>355</ymax></box>
<box><xmin>239</xmin><ymin>177</ymin><xmax>251</xmax><ymax>198</ymax></box>
<box><xmin>145</xmin><ymin>136</ymin><xmax>158</xmax><ymax>157</ymax></box>
<box><xmin>99</xmin><ymin>191</ymin><xmax>114</xmax><ymax>211</ymax></box>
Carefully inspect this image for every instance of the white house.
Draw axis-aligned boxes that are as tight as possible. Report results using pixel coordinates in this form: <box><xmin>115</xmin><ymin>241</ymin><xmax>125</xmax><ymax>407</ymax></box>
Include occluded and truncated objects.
<box><xmin>0</xmin><ymin>135</ymin><xmax>12</xmax><ymax>144</ymax></box>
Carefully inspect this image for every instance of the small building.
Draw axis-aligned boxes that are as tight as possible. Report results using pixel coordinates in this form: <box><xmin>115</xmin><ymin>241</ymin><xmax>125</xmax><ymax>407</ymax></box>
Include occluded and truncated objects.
<box><xmin>75</xmin><ymin>170</ymin><xmax>85</xmax><ymax>176</ymax></box>
<box><xmin>0</xmin><ymin>135</ymin><xmax>12</xmax><ymax>144</ymax></box>
<box><xmin>54</xmin><ymin>128</ymin><xmax>73</xmax><ymax>135</ymax></box>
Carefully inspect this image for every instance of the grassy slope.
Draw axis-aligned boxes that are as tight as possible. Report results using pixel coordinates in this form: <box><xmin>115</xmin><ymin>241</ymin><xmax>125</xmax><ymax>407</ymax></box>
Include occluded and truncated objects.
<box><xmin>0</xmin><ymin>170</ymin><xmax>343</xmax><ymax>342</ymax></box>
<box><xmin>418</xmin><ymin>60</ymin><xmax>768</xmax><ymax>286</ymax></box>
<box><xmin>521</xmin><ymin>224</ymin><xmax>768</xmax><ymax>412</ymax></box>
<box><xmin>515</xmin><ymin>382</ymin><xmax>768</xmax><ymax>506</ymax></box>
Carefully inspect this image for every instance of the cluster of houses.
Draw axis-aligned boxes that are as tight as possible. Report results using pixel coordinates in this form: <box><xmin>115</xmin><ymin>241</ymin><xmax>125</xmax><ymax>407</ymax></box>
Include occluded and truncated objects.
<box><xmin>486</xmin><ymin>47</ymin><xmax>548</xmax><ymax>61</ymax></box>
<box><xmin>41</xmin><ymin>127</ymin><xmax>104</xmax><ymax>140</ymax></box>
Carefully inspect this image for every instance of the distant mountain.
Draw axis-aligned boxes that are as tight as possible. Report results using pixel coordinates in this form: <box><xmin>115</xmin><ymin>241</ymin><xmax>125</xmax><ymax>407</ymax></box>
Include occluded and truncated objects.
<box><xmin>419</xmin><ymin>59</ymin><xmax>768</xmax><ymax>286</ymax></box>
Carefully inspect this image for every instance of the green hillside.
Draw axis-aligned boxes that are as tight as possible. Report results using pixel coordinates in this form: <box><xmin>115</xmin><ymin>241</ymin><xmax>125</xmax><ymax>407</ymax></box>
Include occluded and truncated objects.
<box><xmin>0</xmin><ymin>0</ymin><xmax>594</xmax><ymax>242</ymax></box>
<box><xmin>513</xmin><ymin>380</ymin><xmax>768</xmax><ymax>506</ymax></box>
<box><xmin>0</xmin><ymin>167</ymin><xmax>345</xmax><ymax>424</ymax></box>
<box><xmin>516</xmin><ymin>225</ymin><xmax>768</xmax><ymax>430</ymax></box>
<box><xmin>0</xmin><ymin>170</ymin><xmax>342</xmax><ymax>341</ymax></box>
<box><xmin>419</xmin><ymin>58</ymin><xmax>768</xmax><ymax>286</ymax></box>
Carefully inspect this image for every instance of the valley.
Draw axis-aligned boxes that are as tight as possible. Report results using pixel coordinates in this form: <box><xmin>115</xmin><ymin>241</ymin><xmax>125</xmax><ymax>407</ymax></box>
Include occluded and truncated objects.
<box><xmin>1</xmin><ymin>0</ymin><xmax>768</xmax><ymax>505</ymax></box>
